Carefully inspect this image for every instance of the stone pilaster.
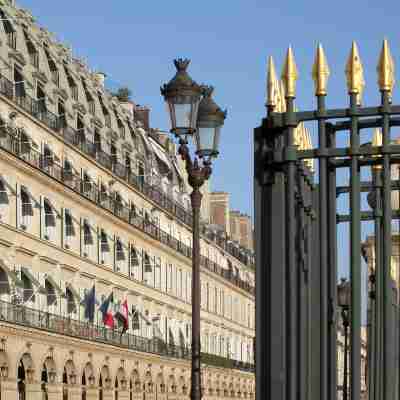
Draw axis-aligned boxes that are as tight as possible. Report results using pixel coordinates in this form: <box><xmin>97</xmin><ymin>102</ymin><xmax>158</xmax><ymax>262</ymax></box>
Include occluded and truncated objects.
<box><xmin>67</xmin><ymin>385</ymin><xmax>82</xmax><ymax>400</ymax></box>
<box><xmin>0</xmin><ymin>378</ymin><xmax>19</xmax><ymax>400</ymax></box>
<box><xmin>46</xmin><ymin>383</ymin><xmax>64</xmax><ymax>400</ymax></box>
<box><xmin>102</xmin><ymin>388</ymin><xmax>115</xmax><ymax>400</ymax></box>
<box><xmin>25</xmin><ymin>382</ymin><xmax>43</xmax><ymax>400</ymax></box>
<box><xmin>86</xmin><ymin>387</ymin><xmax>99</xmax><ymax>400</ymax></box>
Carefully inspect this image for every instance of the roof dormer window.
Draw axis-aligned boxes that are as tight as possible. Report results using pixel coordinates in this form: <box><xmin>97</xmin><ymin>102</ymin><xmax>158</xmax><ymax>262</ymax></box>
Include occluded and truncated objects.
<box><xmin>98</xmin><ymin>93</ymin><xmax>111</xmax><ymax>128</ymax></box>
<box><xmin>44</xmin><ymin>45</ymin><xmax>59</xmax><ymax>87</ymax></box>
<box><xmin>0</xmin><ymin>10</ymin><xmax>16</xmax><ymax>49</ymax></box>
<box><xmin>23</xmin><ymin>31</ymin><xmax>38</xmax><ymax>68</ymax></box>
<box><xmin>64</xmin><ymin>66</ymin><xmax>78</xmax><ymax>101</ymax></box>
<box><xmin>82</xmin><ymin>78</ymin><xmax>95</xmax><ymax>115</ymax></box>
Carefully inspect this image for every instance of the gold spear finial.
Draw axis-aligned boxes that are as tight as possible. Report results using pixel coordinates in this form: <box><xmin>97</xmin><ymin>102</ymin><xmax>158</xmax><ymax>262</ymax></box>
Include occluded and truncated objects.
<box><xmin>377</xmin><ymin>39</ymin><xmax>395</xmax><ymax>95</ymax></box>
<box><xmin>345</xmin><ymin>41</ymin><xmax>365</xmax><ymax>105</ymax></box>
<box><xmin>281</xmin><ymin>46</ymin><xmax>298</xmax><ymax>98</ymax></box>
<box><xmin>372</xmin><ymin>128</ymin><xmax>383</xmax><ymax>170</ymax></box>
<box><xmin>312</xmin><ymin>43</ymin><xmax>330</xmax><ymax>96</ymax></box>
<box><xmin>278</xmin><ymin>80</ymin><xmax>287</xmax><ymax>112</ymax></box>
<box><xmin>266</xmin><ymin>56</ymin><xmax>278</xmax><ymax>108</ymax></box>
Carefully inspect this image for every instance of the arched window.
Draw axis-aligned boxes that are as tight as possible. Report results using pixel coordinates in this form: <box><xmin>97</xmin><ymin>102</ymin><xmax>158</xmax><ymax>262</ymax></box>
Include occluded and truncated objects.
<box><xmin>45</xmin><ymin>279</ymin><xmax>57</xmax><ymax>307</ymax></box>
<box><xmin>21</xmin><ymin>270</ymin><xmax>34</xmax><ymax>303</ymax></box>
<box><xmin>66</xmin><ymin>287</ymin><xmax>76</xmax><ymax>315</ymax></box>
<box><xmin>0</xmin><ymin>178</ymin><xmax>8</xmax><ymax>206</ymax></box>
<box><xmin>64</xmin><ymin>209</ymin><xmax>75</xmax><ymax>243</ymax></box>
<box><xmin>20</xmin><ymin>186</ymin><xmax>33</xmax><ymax>229</ymax></box>
<box><xmin>0</xmin><ymin>266</ymin><xmax>10</xmax><ymax>297</ymax></box>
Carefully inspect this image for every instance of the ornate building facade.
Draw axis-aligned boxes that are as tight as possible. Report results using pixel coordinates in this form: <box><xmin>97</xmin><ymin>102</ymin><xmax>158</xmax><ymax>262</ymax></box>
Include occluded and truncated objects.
<box><xmin>0</xmin><ymin>1</ymin><xmax>255</xmax><ymax>399</ymax></box>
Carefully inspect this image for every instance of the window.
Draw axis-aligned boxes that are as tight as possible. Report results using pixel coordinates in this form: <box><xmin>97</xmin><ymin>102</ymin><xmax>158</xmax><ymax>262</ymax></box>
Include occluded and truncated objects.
<box><xmin>41</xmin><ymin>144</ymin><xmax>53</xmax><ymax>169</ymax></box>
<box><xmin>0</xmin><ymin>178</ymin><xmax>8</xmax><ymax>206</ymax></box>
<box><xmin>64</xmin><ymin>209</ymin><xmax>74</xmax><ymax>248</ymax></box>
<box><xmin>125</xmin><ymin>153</ymin><xmax>131</xmax><ymax>174</ymax></box>
<box><xmin>24</xmin><ymin>31</ymin><xmax>38</xmax><ymax>68</ymax></box>
<box><xmin>14</xmin><ymin>65</ymin><xmax>25</xmax><ymax>98</ymax></box>
<box><xmin>143</xmin><ymin>252</ymin><xmax>152</xmax><ymax>273</ymax></box>
<box><xmin>44</xmin><ymin>45</ymin><xmax>59</xmax><ymax>86</ymax></box>
<box><xmin>94</xmin><ymin>129</ymin><xmax>101</xmax><ymax>153</ymax></box>
<box><xmin>98</xmin><ymin>93</ymin><xmax>111</xmax><ymax>128</ymax></box>
<box><xmin>57</xmin><ymin>100</ymin><xmax>66</xmax><ymax>128</ymax></box>
<box><xmin>21</xmin><ymin>270</ymin><xmax>34</xmax><ymax>303</ymax></box>
<box><xmin>82</xmin><ymin>78</ymin><xmax>95</xmax><ymax>114</ymax></box>
<box><xmin>138</xmin><ymin>161</ymin><xmax>145</xmax><ymax>185</ymax></box>
<box><xmin>36</xmin><ymin>83</ymin><xmax>46</xmax><ymax>113</ymax></box>
<box><xmin>20</xmin><ymin>186</ymin><xmax>33</xmax><ymax>229</ymax></box>
<box><xmin>66</xmin><ymin>287</ymin><xmax>76</xmax><ymax>314</ymax></box>
<box><xmin>45</xmin><ymin>280</ymin><xmax>57</xmax><ymax>307</ymax></box>
<box><xmin>64</xmin><ymin>66</ymin><xmax>78</xmax><ymax>101</ymax></box>
<box><xmin>76</xmin><ymin>114</ymin><xmax>85</xmax><ymax>144</ymax></box>
<box><xmin>117</xmin><ymin>116</ymin><xmax>125</xmax><ymax>139</ymax></box>
<box><xmin>0</xmin><ymin>11</ymin><xmax>16</xmax><ymax>49</ymax></box>
<box><xmin>43</xmin><ymin>198</ymin><xmax>56</xmax><ymax>240</ymax></box>
<box><xmin>100</xmin><ymin>229</ymin><xmax>110</xmax><ymax>263</ymax></box>
<box><xmin>110</xmin><ymin>142</ymin><xmax>118</xmax><ymax>166</ymax></box>
<box><xmin>130</xmin><ymin>246</ymin><xmax>140</xmax><ymax>280</ymax></box>
<box><xmin>214</xmin><ymin>287</ymin><xmax>218</xmax><ymax>313</ymax></box>
<box><xmin>82</xmin><ymin>172</ymin><xmax>92</xmax><ymax>193</ymax></box>
<box><xmin>83</xmin><ymin>220</ymin><xmax>93</xmax><ymax>257</ymax></box>
<box><xmin>116</xmin><ymin>238</ymin><xmax>125</xmax><ymax>261</ymax></box>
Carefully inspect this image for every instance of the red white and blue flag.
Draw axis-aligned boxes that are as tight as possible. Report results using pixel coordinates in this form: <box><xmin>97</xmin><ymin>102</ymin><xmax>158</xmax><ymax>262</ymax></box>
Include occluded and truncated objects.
<box><xmin>115</xmin><ymin>299</ymin><xmax>129</xmax><ymax>333</ymax></box>
<box><xmin>99</xmin><ymin>292</ymin><xmax>114</xmax><ymax>328</ymax></box>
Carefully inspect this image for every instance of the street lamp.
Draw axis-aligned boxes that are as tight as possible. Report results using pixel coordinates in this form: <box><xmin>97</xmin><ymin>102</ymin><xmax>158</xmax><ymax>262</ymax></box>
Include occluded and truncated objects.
<box><xmin>338</xmin><ymin>277</ymin><xmax>351</xmax><ymax>400</ymax></box>
<box><xmin>161</xmin><ymin>59</ymin><xmax>226</xmax><ymax>400</ymax></box>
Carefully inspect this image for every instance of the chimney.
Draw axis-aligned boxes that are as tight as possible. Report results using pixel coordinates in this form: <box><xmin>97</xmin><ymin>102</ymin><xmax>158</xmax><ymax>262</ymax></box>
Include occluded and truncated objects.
<box><xmin>120</xmin><ymin>101</ymin><xmax>135</xmax><ymax>117</ymax></box>
<box><xmin>94</xmin><ymin>72</ymin><xmax>107</xmax><ymax>88</ymax></box>
<box><xmin>134</xmin><ymin>105</ymin><xmax>150</xmax><ymax>131</ymax></box>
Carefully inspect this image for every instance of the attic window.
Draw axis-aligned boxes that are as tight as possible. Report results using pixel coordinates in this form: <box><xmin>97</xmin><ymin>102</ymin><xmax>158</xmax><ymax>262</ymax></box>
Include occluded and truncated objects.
<box><xmin>44</xmin><ymin>45</ymin><xmax>59</xmax><ymax>86</ymax></box>
<box><xmin>82</xmin><ymin>78</ymin><xmax>95</xmax><ymax>114</ymax></box>
<box><xmin>24</xmin><ymin>31</ymin><xmax>38</xmax><ymax>68</ymax></box>
<box><xmin>0</xmin><ymin>10</ymin><xmax>16</xmax><ymax>49</ymax></box>
<box><xmin>98</xmin><ymin>93</ymin><xmax>111</xmax><ymax>128</ymax></box>
<box><xmin>64</xmin><ymin>66</ymin><xmax>78</xmax><ymax>101</ymax></box>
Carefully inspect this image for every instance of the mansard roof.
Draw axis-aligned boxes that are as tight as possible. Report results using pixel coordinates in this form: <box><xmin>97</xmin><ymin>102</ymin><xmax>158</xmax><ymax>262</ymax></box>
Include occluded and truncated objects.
<box><xmin>0</xmin><ymin>0</ymin><xmax>185</xmax><ymax>188</ymax></box>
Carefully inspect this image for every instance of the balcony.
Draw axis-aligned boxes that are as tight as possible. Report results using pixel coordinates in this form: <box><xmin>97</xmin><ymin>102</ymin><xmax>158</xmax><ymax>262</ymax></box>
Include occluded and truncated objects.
<box><xmin>0</xmin><ymin>129</ymin><xmax>255</xmax><ymax>295</ymax></box>
<box><xmin>0</xmin><ymin>74</ymin><xmax>255</xmax><ymax>269</ymax></box>
<box><xmin>0</xmin><ymin>299</ymin><xmax>254</xmax><ymax>374</ymax></box>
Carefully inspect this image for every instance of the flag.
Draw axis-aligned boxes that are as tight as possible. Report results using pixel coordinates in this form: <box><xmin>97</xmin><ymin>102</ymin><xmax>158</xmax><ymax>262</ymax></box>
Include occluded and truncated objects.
<box><xmin>131</xmin><ymin>305</ymin><xmax>140</xmax><ymax>330</ymax></box>
<box><xmin>99</xmin><ymin>292</ymin><xmax>114</xmax><ymax>328</ymax></box>
<box><xmin>83</xmin><ymin>285</ymin><xmax>95</xmax><ymax>323</ymax></box>
<box><xmin>115</xmin><ymin>299</ymin><xmax>129</xmax><ymax>333</ymax></box>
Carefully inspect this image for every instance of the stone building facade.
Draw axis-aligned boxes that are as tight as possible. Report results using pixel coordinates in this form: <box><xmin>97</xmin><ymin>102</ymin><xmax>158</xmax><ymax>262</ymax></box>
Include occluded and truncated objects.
<box><xmin>0</xmin><ymin>1</ymin><xmax>255</xmax><ymax>399</ymax></box>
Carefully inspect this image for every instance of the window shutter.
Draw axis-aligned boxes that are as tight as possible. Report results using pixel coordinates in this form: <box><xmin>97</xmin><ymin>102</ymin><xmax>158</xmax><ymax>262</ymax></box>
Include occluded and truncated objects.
<box><xmin>61</xmin><ymin>207</ymin><xmax>65</xmax><ymax>248</ymax></box>
<box><xmin>80</xmin><ymin>217</ymin><xmax>83</xmax><ymax>256</ymax></box>
<box><xmin>40</xmin><ymin>195</ymin><xmax>44</xmax><ymax>238</ymax></box>
<box><xmin>15</xmin><ymin>182</ymin><xmax>20</xmax><ymax>228</ymax></box>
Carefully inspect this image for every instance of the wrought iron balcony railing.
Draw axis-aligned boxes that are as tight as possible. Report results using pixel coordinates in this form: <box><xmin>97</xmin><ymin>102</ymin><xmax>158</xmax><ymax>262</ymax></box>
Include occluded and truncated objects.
<box><xmin>0</xmin><ymin>130</ymin><xmax>255</xmax><ymax>295</ymax></box>
<box><xmin>0</xmin><ymin>74</ymin><xmax>254</xmax><ymax>269</ymax></box>
<box><xmin>0</xmin><ymin>299</ymin><xmax>254</xmax><ymax>373</ymax></box>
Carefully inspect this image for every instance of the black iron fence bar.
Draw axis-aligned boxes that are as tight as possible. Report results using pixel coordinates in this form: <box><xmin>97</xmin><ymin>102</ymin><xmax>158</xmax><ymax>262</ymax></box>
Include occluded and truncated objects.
<box><xmin>336</xmin><ymin>211</ymin><xmax>400</xmax><ymax>224</ymax></box>
<box><xmin>348</xmin><ymin>93</ymin><xmax>362</xmax><ymax>400</ymax></box>
<box><xmin>330</xmin><ymin>117</ymin><xmax>400</xmax><ymax>132</ymax></box>
<box><xmin>0</xmin><ymin>74</ymin><xmax>254</xmax><ymax>268</ymax></box>
<box><xmin>0</xmin><ymin>131</ymin><xmax>254</xmax><ymax>295</ymax></box>
<box><xmin>381</xmin><ymin>90</ymin><xmax>393</xmax><ymax>400</ymax></box>
<box><xmin>272</xmin><ymin>105</ymin><xmax>400</xmax><ymax>124</ymax></box>
<box><xmin>0</xmin><ymin>299</ymin><xmax>254</xmax><ymax>373</ymax></box>
<box><xmin>336</xmin><ymin>181</ymin><xmax>400</xmax><ymax>195</ymax></box>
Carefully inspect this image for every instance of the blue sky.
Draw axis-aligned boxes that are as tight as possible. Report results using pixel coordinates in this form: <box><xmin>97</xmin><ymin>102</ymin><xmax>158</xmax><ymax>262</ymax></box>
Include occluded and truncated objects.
<box><xmin>18</xmin><ymin>0</ymin><xmax>399</xmax><ymax>219</ymax></box>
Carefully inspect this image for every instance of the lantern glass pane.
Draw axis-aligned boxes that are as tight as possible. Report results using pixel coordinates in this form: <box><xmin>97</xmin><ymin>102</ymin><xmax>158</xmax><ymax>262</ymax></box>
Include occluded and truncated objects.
<box><xmin>195</xmin><ymin>126</ymin><xmax>216</xmax><ymax>157</ymax></box>
<box><xmin>212</xmin><ymin>126</ymin><xmax>221</xmax><ymax>157</ymax></box>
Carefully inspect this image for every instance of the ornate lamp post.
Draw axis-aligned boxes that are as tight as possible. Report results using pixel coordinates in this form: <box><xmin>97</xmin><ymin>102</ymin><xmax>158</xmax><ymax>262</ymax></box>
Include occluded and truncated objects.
<box><xmin>161</xmin><ymin>59</ymin><xmax>226</xmax><ymax>400</ymax></box>
<box><xmin>338</xmin><ymin>278</ymin><xmax>351</xmax><ymax>400</ymax></box>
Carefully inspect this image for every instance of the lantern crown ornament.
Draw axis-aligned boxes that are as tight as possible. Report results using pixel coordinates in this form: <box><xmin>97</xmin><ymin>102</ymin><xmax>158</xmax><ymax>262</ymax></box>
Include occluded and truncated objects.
<box><xmin>345</xmin><ymin>41</ymin><xmax>365</xmax><ymax>104</ymax></box>
<box><xmin>377</xmin><ymin>39</ymin><xmax>395</xmax><ymax>95</ymax></box>
<box><xmin>267</xmin><ymin>56</ymin><xmax>279</xmax><ymax>108</ymax></box>
<box><xmin>160</xmin><ymin>59</ymin><xmax>203</xmax><ymax>137</ymax></box>
<box><xmin>312</xmin><ymin>43</ymin><xmax>330</xmax><ymax>96</ymax></box>
<box><xmin>195</xmin><ymin>86</ymin><xmax>227</xmax><ymax>159</ymax></box>
<box><xmin>281</xmin><ymin>46</ymin><xmax>298</xmax><ymax>98</ymax></box>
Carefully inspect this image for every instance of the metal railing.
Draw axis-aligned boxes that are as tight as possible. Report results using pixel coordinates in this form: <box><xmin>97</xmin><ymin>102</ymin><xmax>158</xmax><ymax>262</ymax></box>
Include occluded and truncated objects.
<box><xmin>0</xmin><ymin>130</ymin><xmax>254</xmax><ymax>295</ymax></box>
<box><xmin>0</xmin><ymin>74</ymin><xmax>254</xmax><ymax>269</ymax></box>
<box><xmin>0</xmin><ymin>299</ymin><xmax>254</xmax><ymax>373</ymax></box>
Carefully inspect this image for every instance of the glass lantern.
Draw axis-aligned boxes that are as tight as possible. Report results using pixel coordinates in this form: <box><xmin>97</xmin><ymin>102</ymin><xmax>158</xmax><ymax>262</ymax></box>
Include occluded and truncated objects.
<box><xmin>161</xmin><ymin>59</ymin><xmax>202</xmax><ymax>138</ymax></box>
<box><xmin>195</xmin><ymin>86</ymin><xmax>226</xmax><ymax>159</ymax></box>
